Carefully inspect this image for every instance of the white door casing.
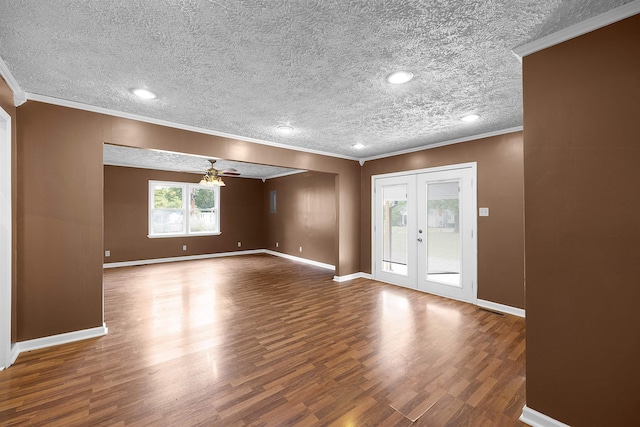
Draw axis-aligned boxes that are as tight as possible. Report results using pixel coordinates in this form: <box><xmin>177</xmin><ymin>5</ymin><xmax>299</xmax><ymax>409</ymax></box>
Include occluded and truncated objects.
<box><xmin>0</xmin><ymin>106</ymin><xmax>12</xmax><ymax>370</ymax></box>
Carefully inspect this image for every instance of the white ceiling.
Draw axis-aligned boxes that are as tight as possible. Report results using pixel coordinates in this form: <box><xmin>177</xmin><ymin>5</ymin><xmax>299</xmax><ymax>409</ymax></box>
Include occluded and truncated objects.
<box><xmin>0</xmin><ymin>0</ymin><xmax>633</xmax><ymax>161</ymax></box>
<box><xmin>104</xmin><ymin>144</ymin><xmax>304</xmax><ymax>179</ymax></box>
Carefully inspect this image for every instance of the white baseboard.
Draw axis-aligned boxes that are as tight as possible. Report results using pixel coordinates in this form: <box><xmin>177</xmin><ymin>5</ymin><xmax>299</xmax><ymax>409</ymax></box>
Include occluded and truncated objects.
<box><xmin>333</xmin><ymin>272</ymin><xmax>372</xmax><ymax>282</ymax></box>
<box><xmin>477</xmin><ymin>299</ymin><xmax>525</xmax><ymax>318</ymax></box>
<box><xmin>103</xmin><ymin>249</ymin><xmax>265</xmax><ymax>268</ymax></box>
<box><xmin>104</xmin><ymin>249</ymin><xmax>335</xmax><ymax>271</ymax></box>
<box><xmin>520</xmin><ymin>405</ymin><xmax>570</xmax><ymax>427</ymax></box>
<box><xmin>10</xmin><ymin>343</ymin><xmax>19</xmax><ymax>365</ymax></box>
<box><xmin>263</xmin><ymin>250</ymin><xmax>335</xmax><ymax>271</ymax></box>
<box><xmin>15</xmin><ymin>323</ymin><xmax>108</xmax><ymax>356</ymax></box>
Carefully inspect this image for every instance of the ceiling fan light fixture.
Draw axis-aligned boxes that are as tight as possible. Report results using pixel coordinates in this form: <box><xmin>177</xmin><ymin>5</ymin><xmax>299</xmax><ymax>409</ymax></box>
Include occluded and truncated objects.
<box><xmin>131</xmin><ymin>87</ymin><xmax>157</xmax><ymax>99</ymax></box>
<box><xmin>199</xmin><ymin>174</ymin><xmax>226</xmax><ymax>187</ymax></box>
<box><xmin>386</xmin><ymin>70</ymin><xmax>413</xmax><ymax>84</ymax></box>
<box><xmin>461</xmin><ymin>114</ymin><xmax>480</xmax><ymax>122</ymax></box>
<box><xmin>199</xmin><ymin>159</ymin><xmax>232</xmax><ymax>186</ymax></box>
<box><xmin>277</xmin><ymin>125</ymin><xmax>294</xmax><ymax>135</ymax></box>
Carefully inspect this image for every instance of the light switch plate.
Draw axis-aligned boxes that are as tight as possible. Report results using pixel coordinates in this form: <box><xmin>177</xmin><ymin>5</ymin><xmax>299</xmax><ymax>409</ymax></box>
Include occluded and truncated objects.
<box><xmin>479</xmin><ymin>207</ymin><xmax>489</xmax><ymax>217</ymax></box>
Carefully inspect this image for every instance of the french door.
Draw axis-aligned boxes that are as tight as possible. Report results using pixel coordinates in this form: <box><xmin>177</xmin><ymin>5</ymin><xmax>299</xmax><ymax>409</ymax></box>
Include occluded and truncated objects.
<box><xmin>373</xmin><ymin>164</ymin><xmax>477</xmax><ymax>303</ymax></box>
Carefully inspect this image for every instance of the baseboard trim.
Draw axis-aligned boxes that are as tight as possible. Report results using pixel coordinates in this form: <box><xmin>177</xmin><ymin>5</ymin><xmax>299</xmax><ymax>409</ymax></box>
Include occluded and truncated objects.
<box><xmin>105</xmin><ymin>249</ymin><xmax>336</xmax><ymax>272</ymax></box>
<box><xmin>0</xmin><ymin>344</ymin><xmax>19</xmax><ymax>370</ymax></box>
<box><xmin>9</xmin><ymin>344</ymin><xmax>19</xmax><ymax>365</ymax></box>
<box><xmin>477</xmin><ymin>299</ymin><xmax>525</xmax><ymax>318</ymax></box>
<box><xmin>15</xmin><ymin>323</ymin><xmax>108</xmax><ymax>357</ymax></box>
<box><xmin>520</xmin><ymin>405</ymin><xmax>570</xmax><ymax>427</ymax></box>
<box><xmin>104</xmin><ymin>249</ymin><xmax>265</xmax><ymax>268</ymax></box>
<box><xmin>333</xmin><ymin>272</ymin><xmax>372</xmax><ymax>282</ymax></box>
<box><xmin>263</xmin><ymin>250</ymin><xmax>335</xmax><ymax>271</ymax></box>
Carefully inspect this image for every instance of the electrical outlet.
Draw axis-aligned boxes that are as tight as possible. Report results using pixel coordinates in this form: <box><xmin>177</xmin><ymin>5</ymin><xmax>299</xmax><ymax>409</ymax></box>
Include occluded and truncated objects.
<box><xmin>299</xmin><ymin>246</ymin><xmax>303</xmax><ymax>253</ymax></box>
<box><xmin>275</xmin><ymin>242</ymin><xmax>279</xmax><ymax>248</ymax></box>
<box><xmin>479</xmin><ymin>207</ymin><xmax>489</xmax><ymax>217</ymax></box>
<box><xmin>182</xmin><ymin>245</ymin><xmax>187</xmax><ymax>251</ymax></box>
<box><xmin>237</xmin><ymin>241</ymin><xmax>242</xmax><ymax>247</ymax></box>
<box><xmin>105</xmin><ymin>250</ymin><xmax>110</xmax><ymax>257</ymax></box>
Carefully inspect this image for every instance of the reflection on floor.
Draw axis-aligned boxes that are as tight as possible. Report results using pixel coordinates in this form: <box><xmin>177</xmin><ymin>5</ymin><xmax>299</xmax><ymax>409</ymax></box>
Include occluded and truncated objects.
<box><xmin>0</xmin><ymin>254</ymin><xmax>526</xmax><ymax>426</ymax></box>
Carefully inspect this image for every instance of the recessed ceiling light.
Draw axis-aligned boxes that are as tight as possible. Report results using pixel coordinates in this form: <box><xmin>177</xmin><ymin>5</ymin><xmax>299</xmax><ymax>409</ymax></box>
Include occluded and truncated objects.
<box><xmin>386</xmin><ymin>70</ymin><xmax>414</xmax><ymax>85</ymax></box>
<box><xmin>131</xmin><ymin>88</ymin><xmax>157</xmax><ymax>99</ymax></box>
<box><xmin>277</xmin><ymin>125</ymin><xmax>294</xmax><ymax>135</ymax></box>
<box><xmin>353</xmin><ymin>143</ymin><xmax>365</xmax><ymax>149</ymax></box>
<box><xmin>461</xmin><ymin>114</ymin><xmax>480</xmax><ymax>122</ymax></box>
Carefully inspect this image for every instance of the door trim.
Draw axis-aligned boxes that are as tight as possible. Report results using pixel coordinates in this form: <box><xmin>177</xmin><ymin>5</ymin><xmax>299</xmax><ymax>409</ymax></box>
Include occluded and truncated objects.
<box><xmin>0</xmin><ymin>106</ymin><xmax>12</xmax><ymax>370</ymax></box>
<box><xmin>371</xmin><ymin>162</ymin><xmax>477</xmax><ymax>304</ymax></box>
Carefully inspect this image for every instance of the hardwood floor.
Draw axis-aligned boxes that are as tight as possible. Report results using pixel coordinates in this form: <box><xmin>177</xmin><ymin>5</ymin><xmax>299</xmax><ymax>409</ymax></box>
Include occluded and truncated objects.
<box><xmin>0</xmin><ymin>254</ymin><xmax>526</xmax><ymax>426</ymax></box>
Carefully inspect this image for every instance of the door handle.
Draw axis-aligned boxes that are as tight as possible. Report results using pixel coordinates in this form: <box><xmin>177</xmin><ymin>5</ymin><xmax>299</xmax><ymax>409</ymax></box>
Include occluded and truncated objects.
<box><xmin>417</xmin><ymin>237</ymin><xmax>423</xmax><ymax>242</ymax></box>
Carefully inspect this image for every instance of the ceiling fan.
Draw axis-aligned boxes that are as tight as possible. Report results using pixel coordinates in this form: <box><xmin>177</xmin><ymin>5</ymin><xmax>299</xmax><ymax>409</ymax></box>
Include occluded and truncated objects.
<box><xmin>199</xmin><ymin>160</ymin><xmax>240</xmax><ymax>187</ymax></box>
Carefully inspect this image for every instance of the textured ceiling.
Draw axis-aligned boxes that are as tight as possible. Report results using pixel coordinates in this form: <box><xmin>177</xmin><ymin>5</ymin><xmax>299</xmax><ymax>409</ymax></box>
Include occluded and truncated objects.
<box><xmin>104</xmin><ymin>144</ymin><xmax>303</xmax><ymax>179</ymax></box>
<box><xmin>0</xmin><ymin>0</ymin><xmax>633</xmax><ymax>160</ymax></box>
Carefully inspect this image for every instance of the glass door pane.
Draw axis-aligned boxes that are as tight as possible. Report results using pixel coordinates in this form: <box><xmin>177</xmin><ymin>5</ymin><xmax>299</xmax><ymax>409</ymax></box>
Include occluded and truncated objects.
<box><xmin>426</xmin><ymin>181</ymin><xmax>461</xmax><ymax>287</ymax></box>
<box><xmin>382</xmin><ymin>184</ymin><xmax>408</xmax><ymax>275</ymax></box>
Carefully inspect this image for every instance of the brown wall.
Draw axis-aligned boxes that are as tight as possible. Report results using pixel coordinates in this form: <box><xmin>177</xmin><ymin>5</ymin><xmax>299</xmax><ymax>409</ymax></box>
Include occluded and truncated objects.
<box><xmin>522</xmin><ymin>15</ymin><xmax>640</xmax><ymax>426</ymax></box>
<box><xmin>264</xmin><ymin>171</ymin><xmax>336</xmax><ymax>266</ymax></box>
<box><xmin>102</xmin><ymin>116</ymin><xmax>361</xmax><ymax>276</ymax></box>
<box><xmin>361</xmin><ymin>132</ymin><xmax>525</xmax><ymax>308</ymax></box>
<box><xmin>0</xmin><ymin>77</ymin><xmax>18</xmax><ymax>343</ymax></box>
<box><xmin>104</xmin><ymin>166</ymin><xmax>266</xmax><ymax>263</ymax></box>
<box><xmin>16</xmin><ymin>102</ymin><xmax>104</xmax><ymax>341</ymax></box>
<box><xmin>15</xmin><ymin>101</ymin><xmax>360</xmax><ymax>341</ymax></box>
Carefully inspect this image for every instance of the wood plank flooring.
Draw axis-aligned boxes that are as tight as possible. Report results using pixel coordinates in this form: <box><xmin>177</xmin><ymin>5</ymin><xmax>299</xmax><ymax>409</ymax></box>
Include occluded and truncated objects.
<box><xmin>0</xmin><ymin>254</ymin><xmax>526</xmax><ymax>426</ymax></box>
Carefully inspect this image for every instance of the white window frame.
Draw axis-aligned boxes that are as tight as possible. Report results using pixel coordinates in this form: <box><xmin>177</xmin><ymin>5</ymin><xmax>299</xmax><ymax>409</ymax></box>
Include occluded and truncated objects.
<box><xmin>148</xmin><ymin>180</ymin><xmax>221</xmax><ymax>238</ymax></box>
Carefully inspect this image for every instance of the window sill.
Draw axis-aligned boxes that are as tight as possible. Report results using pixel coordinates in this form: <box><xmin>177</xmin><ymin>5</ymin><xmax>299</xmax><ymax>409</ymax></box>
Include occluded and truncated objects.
<box><xmin>147</xmin><ymin>232</ymin><xmax>222</xmax><ymax>239</ymax></box>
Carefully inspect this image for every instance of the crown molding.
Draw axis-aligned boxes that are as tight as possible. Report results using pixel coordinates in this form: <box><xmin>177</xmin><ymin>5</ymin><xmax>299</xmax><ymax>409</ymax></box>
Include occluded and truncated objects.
<box><xmin>264</xmin><ymin>169</ymin><xmax>308</xmax><ymax>180</ymax></box>
<box><xmin>21</xmin><ymin>93</ymin><xmax>525</xmax><ymax>164</ymax></box>
<box><xmin>24</xmin><ymin>92</ymin><xmax>361</xmax><ymax>162</ymax></box>
<box><xmin>513</xmin><ymin>0</ymin><xmax>640</xmax><ymax>58</ymax></box>
<box><xmin>0</xmin><ymin>55</ymin><xmax>26</xmax><ymax>106</ymax></box>
<box><xmin>360</xmin><ymin>126</ymin><xmax>523</xmax><ymax>162</ymax></box>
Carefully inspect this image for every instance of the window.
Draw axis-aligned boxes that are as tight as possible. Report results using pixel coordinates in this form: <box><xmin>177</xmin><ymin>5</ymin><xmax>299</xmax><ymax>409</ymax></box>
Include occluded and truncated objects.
<box><xmin>149</xmin><ymin>180</ymin><xmax>220</xmax><ymax>237</ymax></box>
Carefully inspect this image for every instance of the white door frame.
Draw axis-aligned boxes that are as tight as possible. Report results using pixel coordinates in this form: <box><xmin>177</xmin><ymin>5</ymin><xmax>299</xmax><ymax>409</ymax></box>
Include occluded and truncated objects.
<box><xmin>372</xmin><ymin>162</ymin><xmax>477</xmax><ymax>304</ymax></box>
<box><xmin>0</xmin><ymin>106</ymin><xmax>12</xmax><ymax>370</ymax></box>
